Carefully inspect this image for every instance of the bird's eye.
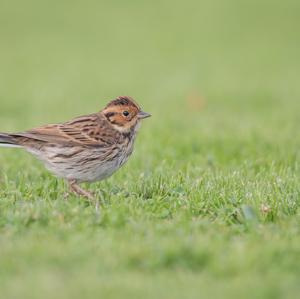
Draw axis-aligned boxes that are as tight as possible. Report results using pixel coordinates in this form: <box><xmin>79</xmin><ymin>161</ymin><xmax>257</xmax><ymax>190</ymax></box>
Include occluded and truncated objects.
<box><xmin>123</xmin><ymin>111</ymin><xmax>129</xmax><ymax>116</ymax></box>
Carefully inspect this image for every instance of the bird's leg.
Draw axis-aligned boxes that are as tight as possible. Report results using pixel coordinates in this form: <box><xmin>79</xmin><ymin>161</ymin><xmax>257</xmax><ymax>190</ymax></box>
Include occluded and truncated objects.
<box><xmin>68</xmin><ymin>179</ymin><xmax>95</xmax><ymax>201</ymax></box>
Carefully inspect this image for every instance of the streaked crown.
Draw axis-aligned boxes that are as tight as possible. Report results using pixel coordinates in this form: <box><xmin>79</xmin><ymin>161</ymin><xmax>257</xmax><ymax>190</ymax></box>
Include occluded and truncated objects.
<box><xmin>105</xmin><ymin>96</ymin><xmax>141</xmax><ymax>110</ymax></box>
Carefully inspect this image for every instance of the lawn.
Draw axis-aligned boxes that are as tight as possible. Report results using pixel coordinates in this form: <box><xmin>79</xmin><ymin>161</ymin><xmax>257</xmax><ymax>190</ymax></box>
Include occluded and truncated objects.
<box><xmin>0</xmin><ymin>0</ymin><xmax>299</xmax><ymax>298</ymax></box>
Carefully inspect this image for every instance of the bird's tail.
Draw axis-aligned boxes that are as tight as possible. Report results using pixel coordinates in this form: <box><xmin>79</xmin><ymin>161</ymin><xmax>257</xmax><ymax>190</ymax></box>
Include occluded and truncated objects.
<box><xmin>0</xmin><ymin>133</ymin><xmax>20</xmax><ymax>148</ymax></box>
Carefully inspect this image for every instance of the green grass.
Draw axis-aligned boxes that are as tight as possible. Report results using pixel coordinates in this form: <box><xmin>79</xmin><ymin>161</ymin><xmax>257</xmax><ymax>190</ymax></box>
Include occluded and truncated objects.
<box><xmin>0</xmin><ymin>0</ymin><xmax>300</xmax><ymax>298</ymax></box>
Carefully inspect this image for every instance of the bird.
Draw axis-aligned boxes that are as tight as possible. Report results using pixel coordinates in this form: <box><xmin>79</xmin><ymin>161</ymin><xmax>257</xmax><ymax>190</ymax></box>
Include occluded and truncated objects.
<box><xmin>0</xmin><ymin>96</ymin><xmax>151</xmax><ymax>200</ymax></box>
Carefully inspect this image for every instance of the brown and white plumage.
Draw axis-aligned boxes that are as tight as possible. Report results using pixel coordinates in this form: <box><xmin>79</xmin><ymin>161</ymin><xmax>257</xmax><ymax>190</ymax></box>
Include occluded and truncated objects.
<box><xmin>0</xmin><ymin>96</ymin><xmax>151</xmax><ymax>199</ymax></box>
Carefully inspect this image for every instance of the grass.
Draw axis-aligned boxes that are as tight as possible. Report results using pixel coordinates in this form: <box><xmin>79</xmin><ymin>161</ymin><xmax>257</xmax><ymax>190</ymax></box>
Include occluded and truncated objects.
<box><xmin>0</xmin><ymin>0</ymin><xmax>300</xmax><ymax>298</ymax></box>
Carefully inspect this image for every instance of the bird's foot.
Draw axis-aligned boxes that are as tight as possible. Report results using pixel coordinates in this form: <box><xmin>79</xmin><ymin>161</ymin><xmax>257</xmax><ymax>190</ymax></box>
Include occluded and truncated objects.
<box><xmin>68</xmin><ymin>180</ymin><xmax>97</xmax><ymax>202</ymax></box>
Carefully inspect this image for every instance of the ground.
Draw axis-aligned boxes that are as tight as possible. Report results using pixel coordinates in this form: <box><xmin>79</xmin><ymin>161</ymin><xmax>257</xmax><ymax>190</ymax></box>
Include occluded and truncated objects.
<box><xmin>0</xmin><ymin>0</ymin><xmax>299</xmax><ymax>298</ymax></box>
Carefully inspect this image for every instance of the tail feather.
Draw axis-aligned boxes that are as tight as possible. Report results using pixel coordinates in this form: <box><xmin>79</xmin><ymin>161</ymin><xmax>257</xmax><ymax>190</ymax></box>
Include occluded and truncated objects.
<box><xmin>0</xmin><ymin>133</ymin><xmax>20</xmax><ymax>148</ymax></box>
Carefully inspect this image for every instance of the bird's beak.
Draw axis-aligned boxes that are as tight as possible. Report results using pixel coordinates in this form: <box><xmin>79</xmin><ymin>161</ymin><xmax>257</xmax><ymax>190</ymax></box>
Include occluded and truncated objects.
<box><xmin>138</xmin><ymin>111</ymin><xmax>151</xmax><ymax>119</ymax></box>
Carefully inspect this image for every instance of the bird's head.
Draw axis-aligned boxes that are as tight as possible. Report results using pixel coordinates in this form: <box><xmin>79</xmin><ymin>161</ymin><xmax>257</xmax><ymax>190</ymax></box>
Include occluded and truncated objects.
<box><xmin>102</xmin><ymin>96</ymin><xmax>151</xmax><ymax>132</ymax></box>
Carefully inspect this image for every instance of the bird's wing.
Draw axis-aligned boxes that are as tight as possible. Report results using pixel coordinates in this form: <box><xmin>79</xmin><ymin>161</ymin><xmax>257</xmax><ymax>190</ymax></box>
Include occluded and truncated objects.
<box><xmin>12</xmin><ymin>113</ymin><xmax>118</xmax><ymax>147</ymax></box>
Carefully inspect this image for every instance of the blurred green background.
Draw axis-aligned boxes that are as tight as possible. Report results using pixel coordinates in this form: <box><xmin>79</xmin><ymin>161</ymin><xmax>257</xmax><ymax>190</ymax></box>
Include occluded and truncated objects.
<box><xmin>0</xmin><ymin>0</ymin><xmax>299</xmax><ymax>298</ymax></box>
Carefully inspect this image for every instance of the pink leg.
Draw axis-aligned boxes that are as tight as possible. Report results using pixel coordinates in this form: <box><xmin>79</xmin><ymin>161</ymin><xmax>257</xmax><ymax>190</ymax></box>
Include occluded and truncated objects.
<box><xmin>68</xmin><ymin>179</ymin><xmax>95</xmax><ymax>201</ymax></box>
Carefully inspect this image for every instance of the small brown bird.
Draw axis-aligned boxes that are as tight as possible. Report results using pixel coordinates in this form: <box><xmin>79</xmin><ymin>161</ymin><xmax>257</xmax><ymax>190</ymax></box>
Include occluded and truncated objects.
<box><xmin>0</xmin><ymin>96</ymin><xmax>151</xmax><ymax>200</ymax></box>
